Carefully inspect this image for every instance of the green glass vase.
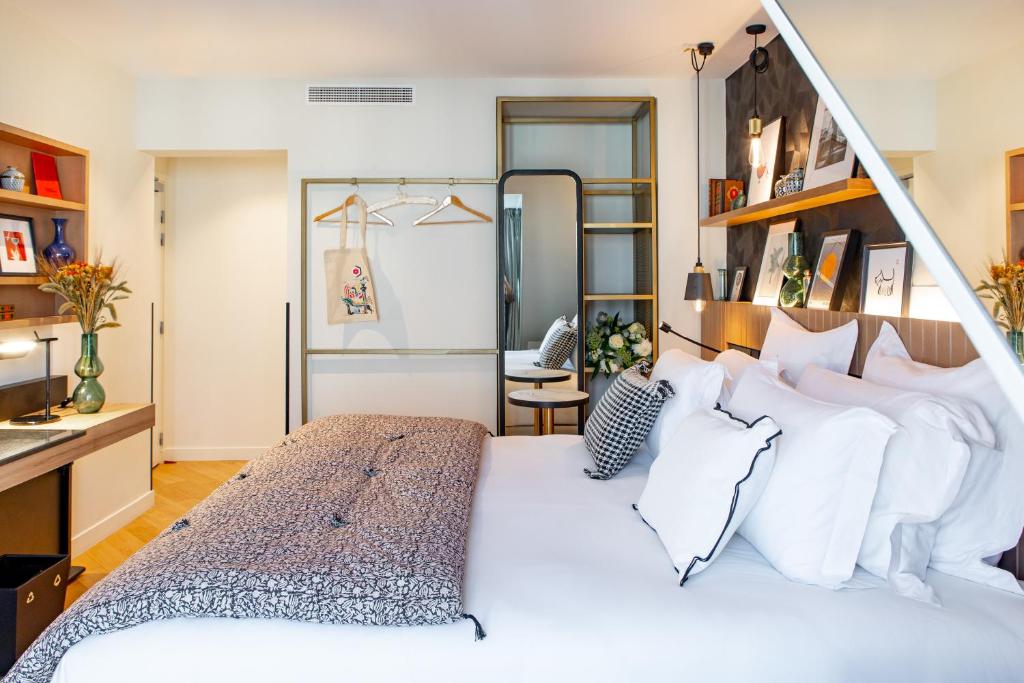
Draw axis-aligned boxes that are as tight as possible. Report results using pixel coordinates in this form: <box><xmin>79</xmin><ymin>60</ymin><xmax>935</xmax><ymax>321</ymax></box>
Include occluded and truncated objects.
<box><xmin>779</xmin><ymin>233</ymin><xmax>810</xmax><ymax>308</ymax></box>
<box><xmin>1009</xmin><ymin>330</ymin><xmax>1024</xmax><ymax>364</ymax></box>
<box><xmin>73</xmin><ymin>333</ymin><xmax>106</xmax><ymax>414</ymax></box>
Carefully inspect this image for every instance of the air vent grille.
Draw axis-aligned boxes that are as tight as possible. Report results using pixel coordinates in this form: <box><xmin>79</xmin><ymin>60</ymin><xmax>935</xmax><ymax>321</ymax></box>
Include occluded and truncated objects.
<box><xmin>307</xmin><ymin>85</ymin><xmax>415</xmax><ymax>105</ymax></box>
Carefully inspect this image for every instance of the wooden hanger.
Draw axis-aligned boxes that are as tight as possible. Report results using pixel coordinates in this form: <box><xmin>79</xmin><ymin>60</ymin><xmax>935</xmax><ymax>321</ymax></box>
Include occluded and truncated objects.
<box><xmin>366</xmin><ymin>179</ymin><xmax>438</xmax><ymax>217</ymax></box>
<box><xmin>413</xmin><ymin>183</ymin><xmax>493</xmax><ymax>226</ymax></box>
<box><xmin>315</xmin><ymin>191</ymin><xmax>393</xmax><ymax>226</ymax></box>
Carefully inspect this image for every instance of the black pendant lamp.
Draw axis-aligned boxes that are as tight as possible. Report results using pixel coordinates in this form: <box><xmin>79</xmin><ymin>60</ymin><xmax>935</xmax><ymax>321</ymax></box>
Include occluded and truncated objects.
<box><xmin>685</xmin><ymin>41</ymin><xmax>715</xmax><ymax>313</ymax></box>
<box><xmin>746</xmin><ymin>24</ymin><xmax>770</xmax><ymax>168</ymax></box>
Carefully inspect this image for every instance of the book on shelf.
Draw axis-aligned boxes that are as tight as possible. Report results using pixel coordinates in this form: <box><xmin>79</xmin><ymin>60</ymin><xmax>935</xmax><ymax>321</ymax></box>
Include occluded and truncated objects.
<box><xmin>30</xmin><ymin>153</ymin><xmax>62</xmax><ymax>200</ymax></box>
<box><xmin>708</xmin><ymin>179</ymin><xmax>743</xmax><ymax>217</ymax></box>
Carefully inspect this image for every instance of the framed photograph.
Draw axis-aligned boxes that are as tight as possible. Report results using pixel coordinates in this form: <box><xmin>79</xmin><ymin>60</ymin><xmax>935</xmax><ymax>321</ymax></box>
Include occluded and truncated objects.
<box><xmin>807</xmin><ymin>229</ymin><xmax>854</xmax><ymax>310</ymax></box>
<box><xmin>747</xmin><ymin>116</ymin><xmax>784</xmax><ymax>205</ymax></box>
<box><xmin>730</xmin><ymin>266</ymin><xmax>748</xmax><ymax>302</ymax></box>
<box><xmin>804</xmin><ymin>97</ymin><xmax>857</xmax><ymax>190</ymax></box>
<box><xmin>753</xmin><ymin>219</ymin><xmax>797</xmax><ymax>306</ymax></box>
<box><xmin>0</xmin><ymin>214</ymin><xmax>38</xmax><ymax>275</ymax></box>
<box><xmin>860</xmin><ymin>242</ymin><xmax>913</xmax><ymax>316</ymax></box>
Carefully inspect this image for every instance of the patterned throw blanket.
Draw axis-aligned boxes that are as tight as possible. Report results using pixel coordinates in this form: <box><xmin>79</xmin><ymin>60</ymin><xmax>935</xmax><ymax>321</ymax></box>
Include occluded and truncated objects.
<box><xmin>4</xmin><ymin>414</ymin><xmax>489</xmax><ymax>683</ymax></box>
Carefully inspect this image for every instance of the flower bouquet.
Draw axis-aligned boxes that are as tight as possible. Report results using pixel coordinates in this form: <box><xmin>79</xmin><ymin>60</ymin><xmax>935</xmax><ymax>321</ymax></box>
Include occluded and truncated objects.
<box><xmin>585</xmin><ymin>311</ymin><xmax>653</xmax><ymax>378</ymax></box>
<box><xmin>976</xmin><ymin>258</ymin><xmax>1024</xmax><ymax>362</ymax></box>
<box><xmin>38</xmin><ymin>258</ymin><xmax>131</xmax><ymax>412</ymax></box>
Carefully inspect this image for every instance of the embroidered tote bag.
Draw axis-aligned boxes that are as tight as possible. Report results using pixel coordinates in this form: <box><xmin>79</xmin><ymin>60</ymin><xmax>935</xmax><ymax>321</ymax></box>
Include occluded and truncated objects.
<box><xmin>324</xmin><ymin>195</ymin><xmax>379</xmax><ymax>324</ymax></box>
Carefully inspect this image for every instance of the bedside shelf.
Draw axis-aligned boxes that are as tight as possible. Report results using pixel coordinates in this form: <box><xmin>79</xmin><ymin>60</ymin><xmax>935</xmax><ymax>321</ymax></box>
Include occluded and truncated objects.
<box><xmin>0</xmin><ymin>315</ymin><xmax>76</xmax><ymax>330</ymax></box>
<box><xmin>700</xmin><ymin>178</ymin><xmax>878</xmax><ymax>228</ymax></box>
<box><xmin>0</xmin><ymin>189</ymin><xmax>86</xmax><ymax>212</ymax></box>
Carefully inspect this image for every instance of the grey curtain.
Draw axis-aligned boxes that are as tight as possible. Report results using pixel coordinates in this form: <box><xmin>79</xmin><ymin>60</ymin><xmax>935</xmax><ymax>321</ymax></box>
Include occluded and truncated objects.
<box><xmin>503</xmin><ymin>207</ymin><xmax>523</xmax><ymax>349</ymax></box>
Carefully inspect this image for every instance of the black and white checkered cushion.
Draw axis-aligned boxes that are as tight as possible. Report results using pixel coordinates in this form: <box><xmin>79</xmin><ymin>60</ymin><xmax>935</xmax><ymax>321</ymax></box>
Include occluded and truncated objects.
<box><xmin>534</xmin><ymin>316</ymin><xmax>577</xmax><ymax>369</ymax></box>
<box><xmin>584</xmin><ymin>361</ymin><xmax>674</xmax><ymax>480</ymax></box>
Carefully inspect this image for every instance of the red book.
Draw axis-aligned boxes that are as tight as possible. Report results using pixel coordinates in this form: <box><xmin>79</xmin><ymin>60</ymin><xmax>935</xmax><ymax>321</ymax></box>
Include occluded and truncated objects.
<box><xmin>31</xmin><ymin>152</ymin><xmax>62</xmax><ymax>199</ymax></box>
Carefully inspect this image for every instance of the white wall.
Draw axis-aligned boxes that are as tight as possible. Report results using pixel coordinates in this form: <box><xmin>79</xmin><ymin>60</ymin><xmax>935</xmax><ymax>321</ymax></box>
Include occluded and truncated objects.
<box><xmin>1</xmin><ymin>8</ymin><xmax>158</xmax><ymax>554</ymax></box>
<box><xmin>162</xmin><ymin>155</ymin><xmax>287</xmax><ymax>459</ymax></box>
<box><xmin>136</xmin><ymin>77</ymin><xmax>701</xmax><ymax>426</ymax></box>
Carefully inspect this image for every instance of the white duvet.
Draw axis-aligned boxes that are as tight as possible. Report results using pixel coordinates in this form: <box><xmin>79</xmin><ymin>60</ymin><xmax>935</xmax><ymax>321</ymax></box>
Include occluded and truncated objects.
<box><xmin>53</xmin><ymin>436</ymin><xmax>1024</xmax><ymax>683</ymax></box>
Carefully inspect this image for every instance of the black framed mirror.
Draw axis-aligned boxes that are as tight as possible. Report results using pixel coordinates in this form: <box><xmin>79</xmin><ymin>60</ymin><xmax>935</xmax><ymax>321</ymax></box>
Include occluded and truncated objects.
<box><xmin>496</xmin><ymin>170</ymin><xmax>584</xmax><ymax>436</ymax></box>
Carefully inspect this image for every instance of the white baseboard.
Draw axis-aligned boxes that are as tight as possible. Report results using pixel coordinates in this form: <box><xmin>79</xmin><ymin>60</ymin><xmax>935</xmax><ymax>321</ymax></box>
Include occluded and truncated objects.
<box><xmin>72</xmin><ymin>489</ymin><xmax>155</xmax><ymax>557</ymax></box>
<box><xmin>163</xmin><ymin>446</ymin><xmax>266</xmax><ymax>461</ymax></box>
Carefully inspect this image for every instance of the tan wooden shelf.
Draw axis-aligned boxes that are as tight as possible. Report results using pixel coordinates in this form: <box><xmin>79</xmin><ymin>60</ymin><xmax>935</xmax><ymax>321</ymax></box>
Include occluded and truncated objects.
<box><xmin>0</xmin><ymin>315</ymin><xmax>76</xmax><ymax>330</ymax></box>
<box><xmin>700</xmin><ymin>178</ymin><xmax>878</xmax><ymax>228</ymax></box>
<box><xmin>1009</xmin><ymin>202</ymin><xmax>1024</xmax><ymax>212</ymax></box>
<box><xmin>582</xmin><ymin>177</ymin><xmax>654</xmax><ymax>185</ymax></box>
<box><xmin>584</xmin><ymin>293</ymin><xmax>655</xmax><ymax>301</ymax></box>
<box><xmin>584</xmin><ymin>222</ymin><xmax>653</xmax><ymax>234</ymax></box>
<box><xmin>0</xmin><ymin>123</ymin><xmax>88</xmax><ymax>158</ymax></box>
<box><xmin>0</xmin><ymin>275</ymin><xmax>48</xmax><ymax>286</ymax></box>
<box><xmin>0</xmin><ymin>188</ymin><xmax>86</xmax><ymax>212</ymax></box>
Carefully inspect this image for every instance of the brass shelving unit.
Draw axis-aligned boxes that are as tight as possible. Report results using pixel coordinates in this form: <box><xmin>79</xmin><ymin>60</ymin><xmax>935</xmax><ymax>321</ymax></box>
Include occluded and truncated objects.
<box><xmin>496</xmin><ymin>97</ymin><xmax>659</xmax><ymax>379</ymax></box>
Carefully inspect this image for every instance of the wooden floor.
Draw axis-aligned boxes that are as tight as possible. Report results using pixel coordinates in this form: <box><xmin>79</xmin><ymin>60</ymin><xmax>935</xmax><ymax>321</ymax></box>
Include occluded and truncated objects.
<box><xmin>65</xmin><ymin>460</ymin><xmax>245</xmax><ymax>606</ymax></box>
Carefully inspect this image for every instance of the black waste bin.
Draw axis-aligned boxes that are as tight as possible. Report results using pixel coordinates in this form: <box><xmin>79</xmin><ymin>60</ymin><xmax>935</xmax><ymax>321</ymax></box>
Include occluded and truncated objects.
<box><xmin>0</xmin><ymin>554</ymin><xmax>70</xmax><ymax>675</ymax></box>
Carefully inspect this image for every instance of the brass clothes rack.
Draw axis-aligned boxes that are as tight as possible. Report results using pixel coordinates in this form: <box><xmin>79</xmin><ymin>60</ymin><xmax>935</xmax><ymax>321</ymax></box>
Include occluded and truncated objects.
<box><xmin>300</xmin><ymin>177</ymin><xmax>499</xmax><ymax>423</ymax></box>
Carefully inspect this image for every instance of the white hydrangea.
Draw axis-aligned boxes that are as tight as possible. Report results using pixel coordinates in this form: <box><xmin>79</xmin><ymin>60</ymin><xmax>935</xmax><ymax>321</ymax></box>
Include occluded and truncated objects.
<box><xmin>608</xmin><ymin>334</ymin><xmax>625</xmax><ymax>349</ymax></box>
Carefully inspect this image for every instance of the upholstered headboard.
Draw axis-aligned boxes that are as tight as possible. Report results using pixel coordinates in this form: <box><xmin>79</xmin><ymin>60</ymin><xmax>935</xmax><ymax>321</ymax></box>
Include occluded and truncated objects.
<box><xmin>698</xmin><ymin>301</ymin><xmax>1022</xmax><ymax>582</ymax></box>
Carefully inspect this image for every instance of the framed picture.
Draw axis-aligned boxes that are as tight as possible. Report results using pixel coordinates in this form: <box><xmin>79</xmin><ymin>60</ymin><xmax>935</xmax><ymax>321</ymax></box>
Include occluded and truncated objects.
<box><xmin>860</xmin><ymin>242</ymin><xmax>913</xmax><ymax>316</ymax></box>
<box><xmin>730</xmin><ymin>266</ymin><xmax>748</xmax><ymax>302</ymax></box>
<box><xmin>747</xmin><ymin>116</ymin><xmax>784</xmax><ymax>205</ymax></box>
<box><xmin>804</xmin><ymin>97</ymin><xmax>857</xmax><ymax>190</ymax></box>
<box><xmin>807</xmin><ymin>229</ymin><xmax>854</xmax><ymax>310</ymax></box>
<box><xmin>753</xmin><ymin>219</ymin><xmax>797</xmax><ymax>306</ymax></box>
<box><xmin>0</xmin><ymin>214</ymin><xmax>38</xmax><ymax>275</ymax></box>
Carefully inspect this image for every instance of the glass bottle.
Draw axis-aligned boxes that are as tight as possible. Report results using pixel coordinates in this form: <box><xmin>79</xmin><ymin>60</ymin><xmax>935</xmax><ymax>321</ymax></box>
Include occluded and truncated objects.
<box><xmin>779</xmin><ymin>233</ymin><xmax>810</xmax><ymax>308</ymax></box>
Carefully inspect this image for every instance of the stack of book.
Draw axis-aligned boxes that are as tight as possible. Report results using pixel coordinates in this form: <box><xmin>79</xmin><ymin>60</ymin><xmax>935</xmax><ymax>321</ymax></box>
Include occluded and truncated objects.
<box><xmin>708</xmin><ymin>179</ymin><xmax>744</xmax><ymax>216</ymax></box>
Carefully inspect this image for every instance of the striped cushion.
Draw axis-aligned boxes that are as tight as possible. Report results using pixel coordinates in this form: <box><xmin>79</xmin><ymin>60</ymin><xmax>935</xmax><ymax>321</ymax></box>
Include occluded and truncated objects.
<box><xmin>535</xmin><ymin>316</ymin><xmax>577</xmax><ymax>369</ymax></box>
<box><xmin>584</xmin><ymin>361</ymin><xmax>674</xmax><ymax>480</ymax></box>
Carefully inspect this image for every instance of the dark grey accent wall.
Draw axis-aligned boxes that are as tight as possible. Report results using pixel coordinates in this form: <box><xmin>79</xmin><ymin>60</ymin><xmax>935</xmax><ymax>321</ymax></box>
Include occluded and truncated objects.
<box><xmin>724</xmin><ymin>36</ymin><xmax>905</xmax><ymax>311</ymax></box>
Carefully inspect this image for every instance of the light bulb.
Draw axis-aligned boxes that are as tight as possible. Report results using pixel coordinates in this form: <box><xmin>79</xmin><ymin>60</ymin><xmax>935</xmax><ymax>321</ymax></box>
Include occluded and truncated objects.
<box><xmin>692</xmin><ymin>298</ymin><xmax>706</xmax><ymax>313</ymax></box>
<box><xmin>748</xmin><ymin>134</ymin><xmax>764</xmax><ymax>167</ymax></box>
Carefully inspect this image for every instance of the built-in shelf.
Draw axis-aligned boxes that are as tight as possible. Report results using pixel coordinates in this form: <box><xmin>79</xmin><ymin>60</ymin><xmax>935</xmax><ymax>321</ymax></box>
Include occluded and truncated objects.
<box><xmin>0</xmin><ymin>315</ymin><xmax>76</xmax><ymax>330</ymax></box>
<box><xmin>0</xmin><ymin>189</ymin><xmax>86</xmax><ymax>212</ymax></box>
<box><xmin>582</xmin><ymin>177</ymin><xmax>654</xmax><ymax>185</ymax></box>
<box><xmin>584</xmin><ymin>222</ymin><xmax>652</xmax><ymax>234</ymax></box>
<box><xmin>584</xmin><ymin>294</ymin><xmax>655</xmax><ymax>301</ymax></box>
<box><xmin>1010</xmin><ymin>202</ymin><xmax>1024</xmax><ymax>212</ymax></box>
<box><xmin>0</xmin><ymin>276</ymin><xmax>48</xmax><ymax>286</ymax></box>
<box><xmin>700</xmin><ymin>178</ymin><xmax>878</xmax><ymax>228</ymax></box>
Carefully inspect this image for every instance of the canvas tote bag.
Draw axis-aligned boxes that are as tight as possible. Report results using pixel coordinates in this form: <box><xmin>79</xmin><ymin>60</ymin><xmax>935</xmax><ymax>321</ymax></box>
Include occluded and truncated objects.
<box><xmin>324</xmin><ymin>194</ymin><xmax>379</xmax><ymax>324</ymax></box>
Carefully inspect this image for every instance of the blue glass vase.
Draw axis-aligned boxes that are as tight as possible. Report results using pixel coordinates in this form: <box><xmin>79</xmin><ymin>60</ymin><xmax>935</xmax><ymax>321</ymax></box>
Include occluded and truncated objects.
<box><xmin>43</xmin><ymin>218</ymin><xmax>75</xmax><ymax>266</ymax></box>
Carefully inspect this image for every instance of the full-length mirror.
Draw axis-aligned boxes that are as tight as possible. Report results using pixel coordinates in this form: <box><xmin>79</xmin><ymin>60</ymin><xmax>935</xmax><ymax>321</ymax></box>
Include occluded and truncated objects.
<box><xmin>497</xmin><ymin>171</ymin><xmax>584</xmax><ymax>436</ymax></box>
<box><xmin>777</xmin><ymin>0</ymin><xmax>1024</xmax><ymax>374</ymax></box>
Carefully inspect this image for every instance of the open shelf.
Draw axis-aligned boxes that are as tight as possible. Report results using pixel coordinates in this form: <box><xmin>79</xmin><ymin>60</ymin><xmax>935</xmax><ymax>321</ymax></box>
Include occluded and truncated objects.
<box><xmin>0</xmin><ymin>315</ymin><xmax>76</xmax><ymax>330</ymax></box>
<box><xmin>584</xmin><ymin>222</ymin><xmax>652</xmax><ymax>234</ymax></box>
<box><xmin>0</xmin><ymin>276</ymin><xmax>48</xmax><ymax>286</ymax></box>
<box><xmin>1010</xmin><ymin>202</ymin><xmax>1024</xmax><ymax>212</ymax></box>
<box><xmin>584</xmin><ymin>294</ymin><xmax>655</xmax><ymax>301</ymax></box>
<box><xmin>0</xmin><ymin>188</ymin><xmax>86</xmax><ymax>212</ymax></box>
<box><xmin>700</xmin><ymin>178</ymin><xmax>878</xmax><ymax>228</ymax></box>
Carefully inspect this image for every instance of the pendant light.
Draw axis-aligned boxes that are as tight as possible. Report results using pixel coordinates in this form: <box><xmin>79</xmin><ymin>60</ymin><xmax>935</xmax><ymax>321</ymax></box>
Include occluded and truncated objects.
<box><xmin>685</xmin><ymin>41</ymin><xmax>714</xmax><ymax>313</ymax></box>
<box><xmin>746</xmin><ymin>24</ymin><xmax>770</xmax><ymax>169</ymax></box>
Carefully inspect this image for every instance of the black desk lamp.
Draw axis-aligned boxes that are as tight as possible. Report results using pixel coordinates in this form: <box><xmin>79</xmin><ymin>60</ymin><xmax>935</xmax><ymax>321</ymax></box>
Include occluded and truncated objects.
<box><xmin>1</xmin><ymin>332</ymin><xmax>61</xmax><ymax>425</ymax></box>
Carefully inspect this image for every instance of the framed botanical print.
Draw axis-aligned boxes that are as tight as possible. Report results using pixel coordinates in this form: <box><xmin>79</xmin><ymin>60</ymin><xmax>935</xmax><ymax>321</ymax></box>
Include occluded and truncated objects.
<box><xmin>807</xmin><ymin>229</ymin><xmax>854</xmax><ymax>310</ymax></box>
<box><xmin>0</xmin><ymin>214</ymin><xmax>38</xmax><ymax>275</ymax></box>
<box><xmin>860</xmin><ymin>242</ymin><xmax>913</xmax><ymax>316</ymax></box>
<box><xmin>753</xmin><ymin>219</ymin><xmax>797</xmax><ymax>306</ymax></box>
<box><xmin>747</xmin><ymin>116</ymin><xmax>785</xmax><ymax>205</ymax></box>
<box><xmin>804</xmin><ymin>97</ymin><xmax>857</xmax><ymax>190</ymax></box>
<box><xmin>730</xmin><ymin>266</ymin><xmax>748</xmax><ymax>302</ymax></box>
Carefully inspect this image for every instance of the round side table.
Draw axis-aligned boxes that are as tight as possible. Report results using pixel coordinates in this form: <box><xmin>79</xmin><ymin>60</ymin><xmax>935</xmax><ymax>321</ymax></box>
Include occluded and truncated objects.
<box><xmin>508</xmin><ymin>389</ymin><xmax>589</xmax><ymax>436</ymax></box>
<box><xmin>504</xmin><ymin>368</ymin><xmax>573</xmax><ymax>435</ymax></box>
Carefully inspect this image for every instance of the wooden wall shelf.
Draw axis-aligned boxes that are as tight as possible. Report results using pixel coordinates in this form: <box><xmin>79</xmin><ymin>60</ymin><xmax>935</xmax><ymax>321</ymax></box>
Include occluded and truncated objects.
<box><xmin>700</xmin><ymin>178</ymin><xmax>878</xmax><ymax>228</ymax></box>
<box><xmin>0</xmin><ymin>315</ymin><xmax>76</xmax><ymax>330</ymax></box>
<box><xmin>0</xmin><ymin>276</ymin><xmax>48</xmax><ymax>286</ymax></box>
<box><xmin>0</xmin><ymin>188</ymin><xmax>86</xmax><ymax>212</ymax></box>
<box><xmin>1006</xmin><ymin>147</ymin><xmax>1024</xmax><ymax>259</ymax></box>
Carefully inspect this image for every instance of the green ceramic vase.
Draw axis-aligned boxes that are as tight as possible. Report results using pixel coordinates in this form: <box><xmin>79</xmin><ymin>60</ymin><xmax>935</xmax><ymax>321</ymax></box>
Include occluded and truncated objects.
<box><xmin>1008</xmin><ymin>329</ymin><xmax>1024</xmax><ymax>364</ymax></box>
<box><xmin>73</xmin><ymin>333</ymin><xmax>105</xmax><ymax>413</ymax></box>
<box><xmin>779</xmin><ymin>233</ymin><xmax>810</xmax><ymax>308</ymax></box>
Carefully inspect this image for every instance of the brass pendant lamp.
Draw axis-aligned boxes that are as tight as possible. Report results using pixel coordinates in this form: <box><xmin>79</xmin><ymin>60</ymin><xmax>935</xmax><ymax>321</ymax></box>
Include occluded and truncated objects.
<box><xmin>685</xmin><ymin>41</ymin><xmax>715</xmax><ymax>313</ymax></box>
<box><xmin>746</xmin><ymin>24</ymin><xmax>770</xmax><ymax>168</ymax></box>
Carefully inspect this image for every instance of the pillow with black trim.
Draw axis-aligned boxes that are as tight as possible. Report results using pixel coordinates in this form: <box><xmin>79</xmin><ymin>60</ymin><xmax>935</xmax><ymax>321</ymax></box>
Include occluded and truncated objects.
<box><xmin>535</xmin><ymin>315</ymin><xmax>577</xmax><ymax>369</ymax></box>
<box><xmin>636</xmin><ymin>406</ymin><xmax>781</xmax><ymax>584</ymax></box>
<box><xmin>584</xmin><ymin>361</ymin><xmax>673</xmax><ymax>480</ymax></box>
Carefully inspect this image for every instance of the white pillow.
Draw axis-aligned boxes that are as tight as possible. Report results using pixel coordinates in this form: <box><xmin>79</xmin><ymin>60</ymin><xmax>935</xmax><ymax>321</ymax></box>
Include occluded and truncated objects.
<box><xmin>636</xmin><ymin>406</ymin><xmax>781</xmax><ymax>583</ymax></box>
<box><xmin>713</xmin><ymin>349</ymin><xmax>779</xmax><ymax>405</ymax></box>
<box><xmin>730</xmin><ymin>364</ymin><xmax>897</xmax><ymax>588</ymax></box>
<box><xmin>864</xmin><ymin>322</ymin><xmax>1024</xmax><ymax>594</ymax></box>
<box><xmin>796</xmin><ymin>364</ymin><xmax>994</xmax><ymax>603</ymax></box>
<box><xmin>645</xmin><ymin>350</ymin><xmax>725</xmax><ymax>457</ymax></box>
<box><xmin>759</xmin><ymin>307</ymin><xmax>857</xmax><ymax>384</ymax></box>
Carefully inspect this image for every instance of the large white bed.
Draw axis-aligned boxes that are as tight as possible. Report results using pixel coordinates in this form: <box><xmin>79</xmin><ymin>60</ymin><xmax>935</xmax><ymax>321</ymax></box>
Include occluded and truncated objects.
<box><xmin>52</xmin><ymin>435</ymin><xmax>1024</xmax><ymax>683</ymax></box>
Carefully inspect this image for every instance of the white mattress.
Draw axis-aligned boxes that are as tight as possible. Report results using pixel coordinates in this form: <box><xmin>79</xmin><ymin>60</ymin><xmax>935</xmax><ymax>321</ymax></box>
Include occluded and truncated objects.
<box><xmin>54</xmin><ymin>436</ymin><xmax>1024</xmax><ymax>683</ymax></box>
<box><xmin>504</xmin><ymin>349</ymin><xmax>578</xmax><ymax>427</ymax></box>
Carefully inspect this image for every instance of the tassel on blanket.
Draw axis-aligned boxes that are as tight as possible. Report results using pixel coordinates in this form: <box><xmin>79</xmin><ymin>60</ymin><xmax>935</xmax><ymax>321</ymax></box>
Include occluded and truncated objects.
<box><xmin>462</xmin><ymin>613</ymin><xmax>487</xmax><ymax>641</ymax></box>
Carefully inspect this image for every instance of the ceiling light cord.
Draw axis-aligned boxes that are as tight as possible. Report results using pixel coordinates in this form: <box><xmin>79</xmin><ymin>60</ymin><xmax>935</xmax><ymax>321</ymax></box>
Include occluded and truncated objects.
<box><xmin>690</xmin><ymin>47</ymin><xmax>708</xmax><ymax>265</ymax></box>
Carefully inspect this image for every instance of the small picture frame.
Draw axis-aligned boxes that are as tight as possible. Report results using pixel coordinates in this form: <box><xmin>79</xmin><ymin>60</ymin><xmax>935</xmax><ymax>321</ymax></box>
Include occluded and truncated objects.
<box><xmin>730</xmin><ymin>266</ymin><xmax>748</xmax><ymax>302</ymax></box>
<box><xmin>860</xmin><ymin>242</ymin><xmax>912</xmax><ymax>316</ymax></box>
<box><xmin>752</xmin><ymin>219</ymin><xmax>797</xmax><ymax>306</ymax></box>
<box><xmin>747</xmin><ymin>116</ymin><xmax>785</xmax><ymax>205</ymax></box>
<box><xmin>0</xmin><ymin>214</ymin><xmax>38</xmax><ymax>275</ymax></box>
<box><xmin>804</xmin><ymin>97</ymin><xmax>858</xmax><ymax>190</ymax></box>
<box><xmin>807</xmin><ymin>229</ymin><xmax>854</xmax><ymax>310</ymax></box>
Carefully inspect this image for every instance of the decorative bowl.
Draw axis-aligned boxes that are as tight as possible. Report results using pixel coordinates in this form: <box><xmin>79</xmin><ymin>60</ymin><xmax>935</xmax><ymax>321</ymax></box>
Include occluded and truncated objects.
<box><xmin>0</xmin><ymin>166</ymin><xmax>26</xmax><ymax>192</ymax></box>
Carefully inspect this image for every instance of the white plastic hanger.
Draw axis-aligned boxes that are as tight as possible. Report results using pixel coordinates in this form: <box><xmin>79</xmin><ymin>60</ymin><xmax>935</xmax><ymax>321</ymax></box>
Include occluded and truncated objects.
<box><xmin>366</xmin><ymin>179</ymin><xmax>438</xmax><ymax>218</ymax></box>
<box><xmin>315</xmin><ymin>186</ymin><xmax>393</xmax><ymax>226</ymax></box>
<box><xmin>412</xmin><ymin>181</ymin><xmax>493</xmax><ymax>226</ymax></box>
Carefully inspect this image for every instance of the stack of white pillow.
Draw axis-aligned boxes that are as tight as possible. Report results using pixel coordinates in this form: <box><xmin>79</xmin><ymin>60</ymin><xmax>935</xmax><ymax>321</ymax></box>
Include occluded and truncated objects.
<box><xmin>636</xmin><ymin>308</ymin><xmax>1023</xmax><ymax>604</ymax></box>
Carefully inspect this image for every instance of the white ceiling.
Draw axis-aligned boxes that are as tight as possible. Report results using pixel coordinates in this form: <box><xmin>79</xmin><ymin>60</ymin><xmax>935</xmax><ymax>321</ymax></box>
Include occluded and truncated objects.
<box><xmin>18</xmin><ymin>0</ymin><xmax>769</xmax><ymax>80</ymax></box>
<box><xmin>779</xmin><ymin>0</ymin><xmax>1024</xmax><ymax>80</ymax></box>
